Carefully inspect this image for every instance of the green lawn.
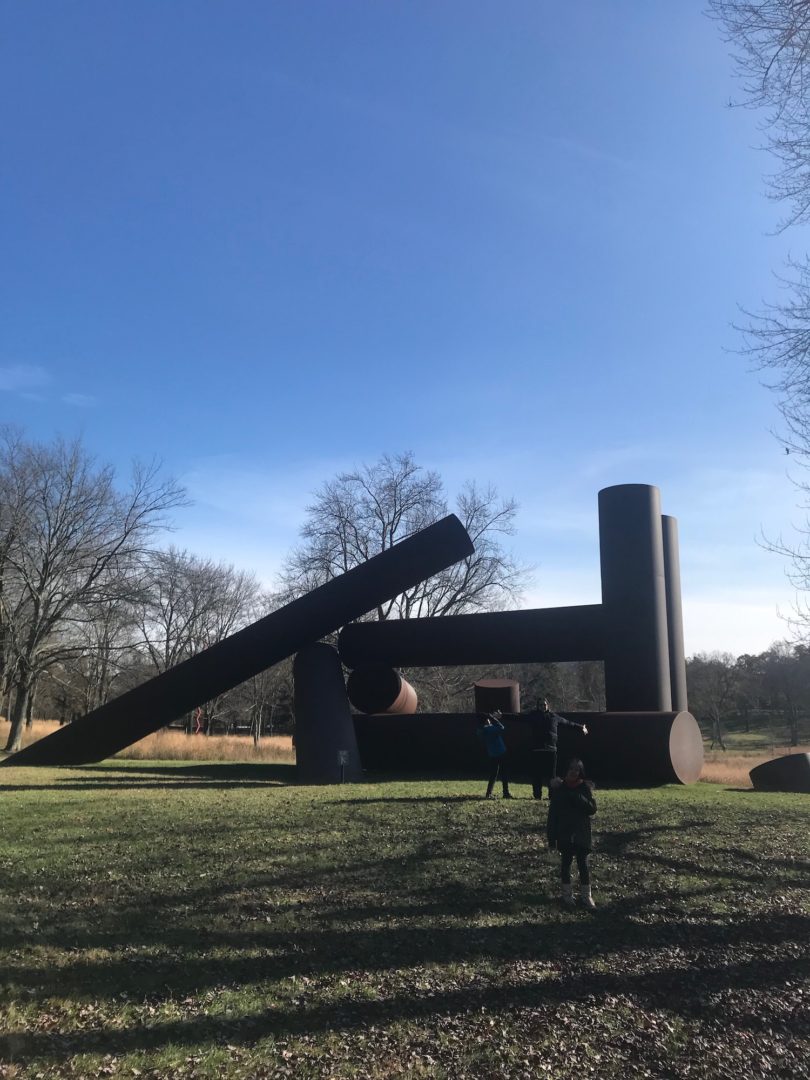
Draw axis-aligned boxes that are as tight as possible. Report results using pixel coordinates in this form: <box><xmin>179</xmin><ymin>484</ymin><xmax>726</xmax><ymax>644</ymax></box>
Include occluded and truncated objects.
<box><xmin>0</xmin><ymin>763</ymin><xmax>808</xmax><ymax>1079</ymax></box>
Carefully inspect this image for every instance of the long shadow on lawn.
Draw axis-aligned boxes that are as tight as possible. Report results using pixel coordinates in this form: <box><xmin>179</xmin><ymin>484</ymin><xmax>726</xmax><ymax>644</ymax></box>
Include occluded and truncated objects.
<box><xmin>2</xmin><ymin>888</ymin><xmax>807</xmax><ymax>1000</ymax></box>
<box><xmin>0</xmin><ymin>763</ymin><xmax>296</xmax><ymax>791</ymax></box>
<box><xmin>596</xmin><ymin>823</ymin><xmax>810</xmax><ymax>884</ymax></box>
<box><xmin>1</xmin><ymin>926</ymin><xmax>807</xmax><ymax>1064</ymax></box>
<box><xmin>335</xmin><ymin>796</ymin><xmax>485</xmax><ymax>804</ymax></box>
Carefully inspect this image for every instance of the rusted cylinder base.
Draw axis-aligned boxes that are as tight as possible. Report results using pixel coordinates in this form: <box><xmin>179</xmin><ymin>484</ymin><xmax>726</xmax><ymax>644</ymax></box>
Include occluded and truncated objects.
<box><xmin>473</xmin><ymin>679</ymin><xmax>520</xmax><ymax>714</ymax></box>
<box><xmin>352</xmin><ymin>710</ymin><xmax>703</xmax><ymax>786</ymax></box>
<box><xmin>346</xmin><ymin>667</ymin><xmax>418</xmax><ymax>715</ymax></box>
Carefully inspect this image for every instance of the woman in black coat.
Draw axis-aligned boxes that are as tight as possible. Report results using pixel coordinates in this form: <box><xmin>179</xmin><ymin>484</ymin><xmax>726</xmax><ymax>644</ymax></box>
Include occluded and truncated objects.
<box><xmin>547</xmin><ymin>758</ymin><xmax>597</xmax><ymax>910</ymax></box>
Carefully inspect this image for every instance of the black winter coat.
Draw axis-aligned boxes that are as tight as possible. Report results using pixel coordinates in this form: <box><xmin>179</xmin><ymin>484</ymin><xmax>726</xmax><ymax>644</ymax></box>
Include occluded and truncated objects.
<box><xmin>546</xmin><ymin>779</ymin><xmax>597</xmax><ymax>852</ymax></box>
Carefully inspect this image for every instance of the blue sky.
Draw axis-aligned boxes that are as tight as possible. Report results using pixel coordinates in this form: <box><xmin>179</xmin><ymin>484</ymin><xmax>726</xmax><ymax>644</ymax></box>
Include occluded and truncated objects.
<box><xmin>1</xmin><ymin>2</ymin><xmax>805</xmax><ymax>655</ymax></box>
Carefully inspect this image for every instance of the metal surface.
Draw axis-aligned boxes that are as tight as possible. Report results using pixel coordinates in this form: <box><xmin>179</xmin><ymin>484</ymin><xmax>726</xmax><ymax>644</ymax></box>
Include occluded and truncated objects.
<box><xmin>352</xmin><ymin>710</ymin><xmax>703</xmax><ymax>786</ymax></box>
<box><xmin>2</xmin><ymin>514</ymin><xmax>474</xmax><ymax>766</ymax></box>
<box><xmin>662</xmin><ymin>514</ymin><xmax>689</xmax><ymax>713</ymax></box>
<box><xmin>598</xmin><ymin>485</ymin><xmax>672</xmax><ymax>711</ymax></box>
<box><xmin>346</xmin><ymin>667</ymin><xmax>418</xmax><ymax>714</ymax></box>
<box><xmin>294</xmin><ymin>643</ymin><xmax>362</xmax><ymax>783</ymax></box>
<box><xmin>338</xmin><ymin>604</ymin><xmax>605</xmax><ymax>668</ymax></box>
<box><xmin>473</xmin><ymin>679</ymin><xmax>520</xmax><ymax>715</ymax></box>
<box><xmin>749</xmin><ymin>753</ymin><xmax>810</xmax><ymax>793</ymax></box>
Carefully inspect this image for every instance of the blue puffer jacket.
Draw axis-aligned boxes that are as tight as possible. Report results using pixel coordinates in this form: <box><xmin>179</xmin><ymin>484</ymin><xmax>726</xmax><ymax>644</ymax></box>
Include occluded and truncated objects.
<box><xmin>477</xmin><ymin>717</ymin><xmax>506</xmax><ymax>758</ymax></box>
<box><xmin>547</xmin><ymin>778</ymin><xmax>597</xmax><ymax>851</ymax></box>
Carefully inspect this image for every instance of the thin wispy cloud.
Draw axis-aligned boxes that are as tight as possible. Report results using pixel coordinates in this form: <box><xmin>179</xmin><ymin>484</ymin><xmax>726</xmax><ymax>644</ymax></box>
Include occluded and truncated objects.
<box><xmin>63</xmin><ymin>392</ymin><xmax>97</xmax><ymax>408</ymax></box>
<box><xmin>0</xmin><ymin>364</ymin><xmax>50</xmax><ymax>392</ymax></box>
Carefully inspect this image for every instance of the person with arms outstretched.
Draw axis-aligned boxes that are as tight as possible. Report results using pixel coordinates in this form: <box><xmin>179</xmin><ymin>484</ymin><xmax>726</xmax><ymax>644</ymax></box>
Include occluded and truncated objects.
<box><xmin>522</xmin><ymin>698</ymin><xmax>588</xmax><ymax>800</ymax></box>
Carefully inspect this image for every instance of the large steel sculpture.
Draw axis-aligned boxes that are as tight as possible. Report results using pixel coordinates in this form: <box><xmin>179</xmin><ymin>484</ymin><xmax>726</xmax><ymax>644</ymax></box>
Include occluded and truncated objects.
<box><xmin>337</xmin><ymin>485</ymin><xmax>703</xmax><ymax>785</ymax></box>
<box><xmin>1</xmin><ymin>515</ymin><xmax>474</xmax><ymax>769</ymax></box>
<box><xmin>3</xmin><ymin>482</ymin><xmax>703</xmax><ymax>786</ymax></box>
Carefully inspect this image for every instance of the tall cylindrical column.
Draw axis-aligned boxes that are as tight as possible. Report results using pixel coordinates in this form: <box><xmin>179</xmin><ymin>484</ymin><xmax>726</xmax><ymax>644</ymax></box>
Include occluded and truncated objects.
<box><xmin>294</xmin><ymin>643</ymin><xmax>363</xmax><ymax>783</ymax></box>
<box><xmin>598</xmin><ymin>485</ymin><xmax>672</xmax><ymax>711</ymax></box>
<box><xmin>662</xmin><ymin>514</ymin><xmax>689</xmax><ymax>713</ymax></box>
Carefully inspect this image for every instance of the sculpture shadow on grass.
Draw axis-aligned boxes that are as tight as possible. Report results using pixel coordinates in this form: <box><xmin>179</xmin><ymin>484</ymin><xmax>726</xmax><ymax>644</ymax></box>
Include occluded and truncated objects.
<box><xmin>0</xmin><ymin>902</ymin><xmax>807</xmax><ymax>1065</ymax></box>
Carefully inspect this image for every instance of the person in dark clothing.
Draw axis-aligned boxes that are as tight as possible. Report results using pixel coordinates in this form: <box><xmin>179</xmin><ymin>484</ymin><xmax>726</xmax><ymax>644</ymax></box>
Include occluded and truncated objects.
<box><xmin>521</xmin><ymin>698</ymin><xmax>589</xmax><ymax>800</ymax></box>
<box><xmin>547</xmin><ymin>758</ymin><xmax>597</xmax><ymax>909</ymax></box>
<box><xmin>477</xmin><ymin>710</ymin><xmax>513</xmax><ymax>799</ymax></box>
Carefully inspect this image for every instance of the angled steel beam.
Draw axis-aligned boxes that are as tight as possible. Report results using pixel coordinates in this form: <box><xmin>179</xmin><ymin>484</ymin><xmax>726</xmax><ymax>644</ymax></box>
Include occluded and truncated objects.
<box><xmin>3</xmin><ymin>514</ymin><xmax>473</xmax><ymax>767</ymax></box>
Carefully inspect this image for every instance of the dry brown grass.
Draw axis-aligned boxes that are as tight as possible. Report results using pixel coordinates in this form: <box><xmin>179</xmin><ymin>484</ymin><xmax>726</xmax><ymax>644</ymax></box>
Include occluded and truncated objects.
<box><xmin>0</xmin><ymin>718</ymin><xmax>295</xmax><ymax>763</ymax></box>
<box><xmin>700</xmin><ymin>745</ymin><xmax>810</xmax><ymax>788</ymax></box>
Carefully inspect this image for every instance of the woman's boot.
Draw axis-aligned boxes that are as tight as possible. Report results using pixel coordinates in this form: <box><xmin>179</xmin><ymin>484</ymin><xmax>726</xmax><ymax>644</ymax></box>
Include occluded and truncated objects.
<box><xmin>579</xmin><ymin>884</ymin><xmax>596</xmax><ymax>910</ymax></box>
<box><xmin>561</xmin><ymin>883</ymin><xmax>575</xmax><ymax>908</ymax></box>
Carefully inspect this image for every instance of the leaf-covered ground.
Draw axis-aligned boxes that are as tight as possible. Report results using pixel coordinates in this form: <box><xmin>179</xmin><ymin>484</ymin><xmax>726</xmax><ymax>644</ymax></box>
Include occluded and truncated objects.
<box><xmin>0</xmin><ymin>763</ymin><xmax>808</xmax><ymax>1078</ymax></box>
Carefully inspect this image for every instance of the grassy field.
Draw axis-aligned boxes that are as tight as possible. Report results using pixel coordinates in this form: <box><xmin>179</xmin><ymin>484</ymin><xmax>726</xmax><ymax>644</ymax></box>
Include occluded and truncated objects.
<box><xmin>0</xmin><ymin>765</ymin><xmax>808</xmax><ymax>1079</ymax></box>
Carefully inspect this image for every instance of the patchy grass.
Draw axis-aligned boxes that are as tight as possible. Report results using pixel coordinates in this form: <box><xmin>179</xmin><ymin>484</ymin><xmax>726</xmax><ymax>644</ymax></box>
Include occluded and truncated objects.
<box><xmin>0</xmin><ymin>766</ymin><xmax>807</xmax><ymax>1079</ymax></box>
<box><xmin>0</xmin><ymin>720</ymin><xmax>294</xmax><ymax>764</ymax></box>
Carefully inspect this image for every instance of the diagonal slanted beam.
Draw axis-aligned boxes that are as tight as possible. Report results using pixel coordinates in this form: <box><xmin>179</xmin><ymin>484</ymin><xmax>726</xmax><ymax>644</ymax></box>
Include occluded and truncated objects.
<box><xmin>2</xmin><ymin>515</ymin><xmax>473</xmax><ymax>766</ymax></box>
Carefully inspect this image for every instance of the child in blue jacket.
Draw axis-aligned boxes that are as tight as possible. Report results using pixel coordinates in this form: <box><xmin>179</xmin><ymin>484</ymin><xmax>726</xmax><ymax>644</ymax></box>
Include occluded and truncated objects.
<box><xmin>477</xmin><ymin>710</ymin><xmax>513</xmax><ymax>799</ymax></box>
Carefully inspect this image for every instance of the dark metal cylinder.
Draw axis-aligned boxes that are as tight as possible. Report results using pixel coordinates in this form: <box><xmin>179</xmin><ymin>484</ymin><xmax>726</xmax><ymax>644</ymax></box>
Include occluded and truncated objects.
<box><xmin>749</xmin><ymin>753</ymin><xmax>810</xmax><ymax>793</ymax></box>
<box><xmin>346</xmin><ymin>667</ymin><xmax>418</xmax><ymax>715</ymax></box>
<box><xmin>473</xmin><ymin>679</ymin><xmax>520</xmax><ymax>714</ymax></box>
<box><xmin>662</xmin><ymin>514</ymin><xmax>689</xmax><ymax>713</ymax></box>
<box><xmin>338</xmin><ymin>604</ymin><xmax>605</xmax><ymax>668</ymax></box>
<box><xmin>598</xmin><ymin>485</ymin><xmax>672</xmax><ymax>711</ymax></box>
<box><xmin>553</xmin><ymin>710</ymin><xmax>703</xmax><ymax>785</ymax></box>
<box><xmin>294</xmin><ymin>643</ymin><xmax>362</xmax><ymax>783</ymax></box>
<box><xmin>3</xmin><ymin>514</ymin><xmax>473</xmax><ymax>766</ymax></box>
<box><xmin>352</xmin><ymin>709</ymin><xmax>703</xmax><ymax>786</ymax></box>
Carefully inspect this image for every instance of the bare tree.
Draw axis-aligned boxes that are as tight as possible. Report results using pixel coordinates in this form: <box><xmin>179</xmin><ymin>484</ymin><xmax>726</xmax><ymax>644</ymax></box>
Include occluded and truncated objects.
<box><xmin>279</xmin><ymin>452</ymin><xmax>530</xmax><ymax>620</ymax></box>
<box><xmin>0</xmin><ymin>431</ymin><xmax>186</xmax><ymax>753</ymax></box>
<box><xmin>761</xmin><ymin>640</ymin><xmax>810</xmax><ymax>744</ymax></box>
<box><xmin>686</xmin><ymin>652</ymin><xmax>741</xmax><ymax>749</ymax></box>
<box><xmin>133</xmin><ymin>547</ymin><xmax>260</xmax><ymax>732</ymax></box>
<box><xmin>710</xmin><ymin>0</ymin><xmax>810</xmax><ymax>229</ymax></box>
<box><xmin>710</xmin><ymin>1</ymin><xmax>810</xmax><ymax>633</ymax></box>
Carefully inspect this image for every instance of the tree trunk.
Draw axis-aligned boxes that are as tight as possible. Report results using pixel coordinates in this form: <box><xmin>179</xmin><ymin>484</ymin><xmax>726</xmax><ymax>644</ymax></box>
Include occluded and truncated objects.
<box><xmin>24</xmin><ymin>678</ymin><xmax>37</xmax><ymax>729</ymax></box>
<box><xmin>788</xmin><ymin>706</ymin><xmax>800</xmax><ymax>747</ymax></box>
<box><xmin>5</xmin><ymin>678</ymin><xmax>31</xmax><ymax>753</ymax></box>
<box><xmin>710</xmin><ymin>711</ymin><xmax>726</xmax><ymax>751</ymax></box>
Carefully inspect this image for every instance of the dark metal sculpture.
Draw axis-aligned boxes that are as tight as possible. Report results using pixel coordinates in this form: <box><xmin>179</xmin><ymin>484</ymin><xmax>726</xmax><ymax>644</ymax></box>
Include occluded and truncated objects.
<box><xmin>749</xmin><ymin>753</ymin><xmax>810</xmax><ymax>793</ymax></box>
<box><xmin>338</xmin><ymin>485</ymin><xmax>686</xmax><ymax>714</ymax></box>
<box><xmin>662</xmin><ymin>515</ymin><xmax>688</xmax><ymax>713</ymax></box>
<box><xmin>346</xmin><ymin>667</ymin><xmax>417</xmax><ymax>715</ymax></box>
<box><xmin>598</xmin><ymin>485</ymin><xmax>672</xmax><ymax>711</ymax></box>
<box><xmin>340</xmin><ymin>485</ymin><xmax>702</xmax><ymax>785</ymax></box>
<box><xmin>473</xmin><ymin>679</ymin><xmax>520</xmax><ymax>715</ymax></box>
<box><xmin>2</xmin><ymin>514</ymin><xmax>474</xmax><ymax>767</ymax></box>
<box><xmin>338</xmin><ymin>604</ymin><xmax>605</xmax><ymax>668</ymax></box>
<box><xmin>353</xmin><ymin>709</ymin><xmax>703</xmax><ymax>786</ymax></box>
<box><xmin>294</xmin><ymin>643</ymin><xmax>363</xmax><ymax>783</ymax></box>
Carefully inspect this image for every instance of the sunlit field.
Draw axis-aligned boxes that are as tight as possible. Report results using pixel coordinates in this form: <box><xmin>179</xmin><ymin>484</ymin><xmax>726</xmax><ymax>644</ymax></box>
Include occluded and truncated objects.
<box><xmin>700</xmin><ymin>746</ymin><xmax>810</xmax><ymax>788</ymax></box>
<box><xmin>0</xmin><ymin>767</ymin><xmax>807</xmax><ymax>1079</ymax></box>
<box><xmin>0</xmin><ymin>719</ymin><xmax>295</xmax><ymax>764</ymax></box>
